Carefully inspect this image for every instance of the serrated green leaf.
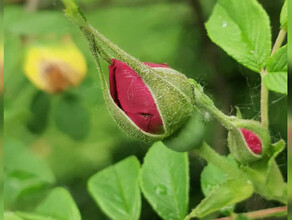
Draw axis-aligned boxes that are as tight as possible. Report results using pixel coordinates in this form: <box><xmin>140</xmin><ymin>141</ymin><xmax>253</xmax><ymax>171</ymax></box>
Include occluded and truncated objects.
<box><xmin>205</xmin><ymin>0</ymin><xmax>271</xmax><ymax>72</ymax></box>
<box><xmin>188</xmin><ymin>179</ymin><xmax>253</xmax><ymax>218</ymax></box>
<box><xmin>34</xmin><ymin>187</ymin><xmax>81</xmax><ymax>220</ymax></box>
<box><xmin>4</xmin><ymin>140</ymin><xmax>55</xmax><ymax>205</ymax></box>
<box><xmin>88</xmin><ymin>156</ymin><xmax>141</xmax><ymax>220</ymax></box>
<box><xmin>140</xmin><ymin>142</ymin><xmax>189</xmax><ymax>220</ymax></box>
<box><xmin>280</xmin><ymin>0</ymin><xmax>287</xmax><ymax>29</ymax></box>
<box><xmin>53</xmin><ymin>94</ymin><xmax>90</xmax><ymax>141</ymax></box>
<box><xmin>263</xmin><ymin>72</ymin><xmax>287</xmax><ymax>94</ymax></box>
<box><xmin>266</xmin><ymin>45</ymin><xmax>287</xmax><ymax>73</ymax></box>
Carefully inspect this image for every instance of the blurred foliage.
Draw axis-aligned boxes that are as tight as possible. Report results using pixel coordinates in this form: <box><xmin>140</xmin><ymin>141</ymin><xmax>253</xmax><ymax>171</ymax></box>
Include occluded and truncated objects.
<box><xmin>4</xmin><ymin>0</ymin><xmax>287</xmax><ymax>219</ymax></box>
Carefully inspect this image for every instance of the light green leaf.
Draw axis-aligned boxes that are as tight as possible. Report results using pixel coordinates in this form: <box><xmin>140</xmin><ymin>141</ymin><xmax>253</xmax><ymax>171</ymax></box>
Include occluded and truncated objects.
<box><xmin>88</xmin><ymin>156</ymin><xmax>141</xmax><ymax>220</ymax></box>
<box><xmin>264</xmin><ymin>72</ymin><xmax>287</xmax><ymax>94</ymax></box>
<box><xmin>266</xmin><ymin>45</ymin><xmax>287</xmax><ymax>73</ymax></box>
<box><xmin>4</xmin><ymin>212</ymin><xmax>23</xmax><ymax>220</ymax></box>
<box><xmin>205</xmin><ymin>0</ymin><xmax>271</xmax><ymax>72</ymax></box>
<box><xmin>265</xmin><ymin>46</ymin><xmax>287</xmax><ymax>94</ymax></box>
<box><xmin>34</xmin><ymin>187</ymin><xmax>81</xmax><ymax>220</ymax></box>
<box><xmin>4</xmin><ymin>140</ymin><xmax>55</xmax><ymax>204</ymax></box>
<box><xmin>140</xmin><ymin>142</ymin><xmax>189</xmax><ymax>220</ymax></box>
<box><xmin>188</xmin><ymin>179</ymin><xmax>253</xmax><ymax>218</ymax></box>
<box><xmin>280</xmin><ymin>0</ymin><xmax>287</xmax><ymax>29</ymax></box>
<box><xmin>236</xmin><ymin>215</ymin><xmax>250</xmax><ymax>220</ymax></box>
<box><xmin>14</xmin><ymin>212</ymin><xmax>60</xmax><ymax>220</ymax></box>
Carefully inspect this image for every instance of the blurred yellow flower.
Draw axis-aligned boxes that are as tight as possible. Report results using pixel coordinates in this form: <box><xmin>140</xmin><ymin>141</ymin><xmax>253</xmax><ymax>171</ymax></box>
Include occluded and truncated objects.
<box><xmin>24</xmin><ymin>40</ymin><xmax>87</xmax><ymax>93</ymax></box>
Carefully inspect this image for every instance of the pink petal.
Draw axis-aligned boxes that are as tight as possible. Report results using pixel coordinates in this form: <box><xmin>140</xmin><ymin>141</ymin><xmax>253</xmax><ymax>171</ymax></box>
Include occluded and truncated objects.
<box><xmin>240</xmin><ymin>128</ymin><xmax>262</xmax><ymax>154</ymax></box>
<box><xmin>109</xmin><ymin>59</ymin><xmax>166</xmax><ymax>134</ymax></box>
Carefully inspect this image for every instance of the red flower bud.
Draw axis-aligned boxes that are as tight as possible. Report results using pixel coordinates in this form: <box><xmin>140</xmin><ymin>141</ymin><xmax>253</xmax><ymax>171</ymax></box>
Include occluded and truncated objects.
<box><xmin>109</xmin><ymin>59</ymin><xmax>168</xmax><ymax>134</ymax></box>
<box><xmin>240</xmin><ymin>128</ymin><xmax>262</xmax><ymax>154</ymax></box>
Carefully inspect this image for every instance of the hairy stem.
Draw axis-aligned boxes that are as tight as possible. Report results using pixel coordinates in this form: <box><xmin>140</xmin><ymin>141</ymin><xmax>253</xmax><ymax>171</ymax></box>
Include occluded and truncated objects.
<box><xmin>215</xmin><ymin>206</ymin><xmax>287</xmax><ymax>220</ymax></box>
<box><xmin>193</xmin><ymin>142</ymin><xmax>241</xmax><ymax>178</ymax></box>
<box><xmin>260</xmin><ymin>28</ymin><xmax>287</xmax><ymax>128</ymax></box>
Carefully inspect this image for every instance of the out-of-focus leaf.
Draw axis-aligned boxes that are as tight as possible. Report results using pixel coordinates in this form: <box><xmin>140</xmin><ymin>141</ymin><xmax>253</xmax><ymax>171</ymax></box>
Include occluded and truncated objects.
<box><xmin>53</xmin><ymin>93</ymin><xmax>90</xmax><ymax>141</ymax></box>
<box><xmin>140</xmin><ymin>142</ymin><xmax>189</xmax><ymax>220</ymax></box>
<box><xmin>4</xmin><ymin>140</ymin><xmax>55</xmax><ymax>205</ymax></box>
<box><xmin>4</xmin><ymin>212</ymin><xmax>23</xmax><ymax>220</ymax></box>
<box><xmin>34</xmin><ymin>187</ymin><xmax>81</xmax><ymax>220</ymax></box>
<box><xmin>205</xmin><ymin>0</ymin><xmax>271</xmax><ymax>72</ymax></box>
<box><xmin>88</xmin><ymin>156</ymin><xmax>141</xmax><ymax>220</ymax></box>
<box><xmin>236</xmin><ymin>215</ymin><xmax>250</xmax><ymax>220</ymax></box>
<box><xmin>27</xmin><ymin>91</ymin><xmax>51</xmax><ymax>134</ymax></box>
<box><xmin>280</xmin><ymin>0</ymin><xmax>287</xmax><ymax>29</ymax></box>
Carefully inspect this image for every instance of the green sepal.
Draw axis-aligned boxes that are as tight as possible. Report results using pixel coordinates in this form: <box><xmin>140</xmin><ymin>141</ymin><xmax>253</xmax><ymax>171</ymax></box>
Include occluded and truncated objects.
<box><xmin>228</xmin><ymin>119</ymin><xmax>270</xmax><ymax>164</ymax></box>
<box><xmin>280</xmin><ymin>0</ymin><xmax>287</xmax><ymax>29</ymax></box>
<box><xmin>162</xmin><ymin>107</ymin><xmax>205</xmax><ymax>152</ymax></box>
<box><xmin>242</xmin><ymin>140</ymin><xmax>287</xmax><ymax>204</ymax></box>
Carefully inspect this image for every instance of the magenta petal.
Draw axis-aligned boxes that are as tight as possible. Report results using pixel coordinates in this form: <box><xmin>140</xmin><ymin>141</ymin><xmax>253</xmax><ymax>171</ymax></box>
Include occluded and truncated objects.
<box><xmin>240</xmin><ymin>128</ymin><xmax>262</xmax><ymax>154</ymax></box>
<box><xmin>143</xmin><ymin>62</ymin><xmax>170</xmax><ymax>68</ymax></box>
<box><xmin>109</xmin><ymin>59</ymin><xmax>164</xmax><ymax>134</ymax></box>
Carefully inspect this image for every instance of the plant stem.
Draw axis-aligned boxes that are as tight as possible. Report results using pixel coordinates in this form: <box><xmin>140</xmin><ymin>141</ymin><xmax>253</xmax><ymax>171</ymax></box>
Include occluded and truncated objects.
<box><xmin>215</xmin><ymin>206</ymin><xmax>287</xmax><ymax>220</ymax></box>
<box><xmin>271</xmin><ymin>29</ymin><xmax>287</xmax><ymax>56</ymax></box>
<box><xmin>193</xmin><ymin>142</ymin><xmax>241</xmax><ymax>178</ymax></box>
<box><xmin>260</xmin><ymin>69</ymin><xmax>269</xmax><ymax>128</ymax></box>
<box><xmin>260</xmin><ymin>28</ymin><xmax>287</xmax><ymax>128</ymax></box>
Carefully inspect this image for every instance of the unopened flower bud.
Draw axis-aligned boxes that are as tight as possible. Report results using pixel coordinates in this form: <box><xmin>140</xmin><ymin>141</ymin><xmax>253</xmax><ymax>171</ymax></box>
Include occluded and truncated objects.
<box><xmin>228</xmin><ymin>119</ymin><xmax>270</xmax><ymax>164</ymax></box>
<box><xmin>24</xmin><ymin>39</ymin><xmax>87</xmax><ymax>94</ymax></box>
<box><xmin>106</xmin><ymin>59</ymin><xmax>195</xmax><ymax>142</ymax></box>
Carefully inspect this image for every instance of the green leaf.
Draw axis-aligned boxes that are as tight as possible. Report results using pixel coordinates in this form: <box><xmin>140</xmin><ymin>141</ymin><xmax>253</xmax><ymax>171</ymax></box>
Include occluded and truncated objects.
<box><xmin>34</xmin><ymin>187</ymin><xmax>81</xmax><ymax>220</ymax></box>
<box><xmin>266</xmin><ymin>45</ymin><xmax>287</xmax><ymax>73</ymax></box>
<box><xmin>188</xmin><ymin>179</ymin><xmax>253</xmax><ymax>218</ymax></box>
<box><xmin>205</xmin><ymin>0</ymin><xmax>271</xmax><ymax>72</ymax></box>
<box><xmin>27</xmin><ymin>91</ymin><xmax>51</xmax><ymax>134</ymax></box>
<box><xmin>4</xmin><ymin>212</ymin><xmax>23</xmax><ymax>220</ymax></box>
<box><xmin>4</xmin><ymin>140</ymin><xmax>55</xmax><ymax>204</ymax></box>
<box><xmin>263</xmin><ymin>72</ymin><xmax>287</xmax><ymax>94</ymax></box>
<box><xmin>140</xmin><ymin>142</ymin><xmax>189</xmax><ymax>220</ymax></box>
<box><xmin>236</xmin><ymin>214</ymin><xmax>250</xmax><ymax>220</ymax></box>
<box><xmin>88</xmin><ymin>156</ymin><xmax>141</xmax><ymax>220</ymax></box>
<box><xmin>14</xmin><ymin>212</ymin><xmax>59</xmax><ymax>220</ymax></box>
<box><xmin>53</xmin><ymin>93</ymin><xmax>90</xmax><ymax>141</ymax></box>
<box><xmin>280</xmin><ymin>0</ymin><xmax>287</xmax><ymax>29</ymax></box>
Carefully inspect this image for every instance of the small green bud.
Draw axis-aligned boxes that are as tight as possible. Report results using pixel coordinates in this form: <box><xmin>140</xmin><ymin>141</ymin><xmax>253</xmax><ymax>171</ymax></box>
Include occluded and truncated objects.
<box><xmin>227</xmin><ymin>119</ymin><xmax>271</xmax><ymax>164</ymax></box>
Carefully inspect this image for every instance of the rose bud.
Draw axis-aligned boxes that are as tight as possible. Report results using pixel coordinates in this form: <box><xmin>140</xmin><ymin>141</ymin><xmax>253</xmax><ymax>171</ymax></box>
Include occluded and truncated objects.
<box><xmin>24</xmin><ymin>39</ymin><xmax>87</xmax><ymax>94</ymax></box>
<box><xmin>105</xmin><ymin>59</ymin><xmax>195</xmax><ymax>142</ymax></box>
<box><xmin>227</xmin><ymin>119</ymin><xmax>271</xmax><ymax>164</ymax></box>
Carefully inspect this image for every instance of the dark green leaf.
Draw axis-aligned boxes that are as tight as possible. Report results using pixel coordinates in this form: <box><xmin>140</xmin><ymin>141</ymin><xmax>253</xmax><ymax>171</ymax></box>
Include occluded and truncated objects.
<box><xmin>140</xmin><ymin>142</ymin><xmax>189</xmax><ymax>220</ymax></box>
<box><xmin>205</xmin><ymin>0</ymin><xmax>271</xmax><ymax>72</ymax></box>
<box><xmin>88</xmin><ymin>156</ymin><xmax>141</xmax><ymax>220</ymax></box>
<box><xmin>27</xmin><ymin>91</ymin><xmax>51</xmax><ymax>134</ymax></box>
<box><xmin>53</xmin><ymin>94</ymin><xmax>90</xmax><ymax>141</ymax></box>
<box><xmin>163</xmin><ymin>108</ymin><xmax>205</xmax><ymax>152</ymax></box>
